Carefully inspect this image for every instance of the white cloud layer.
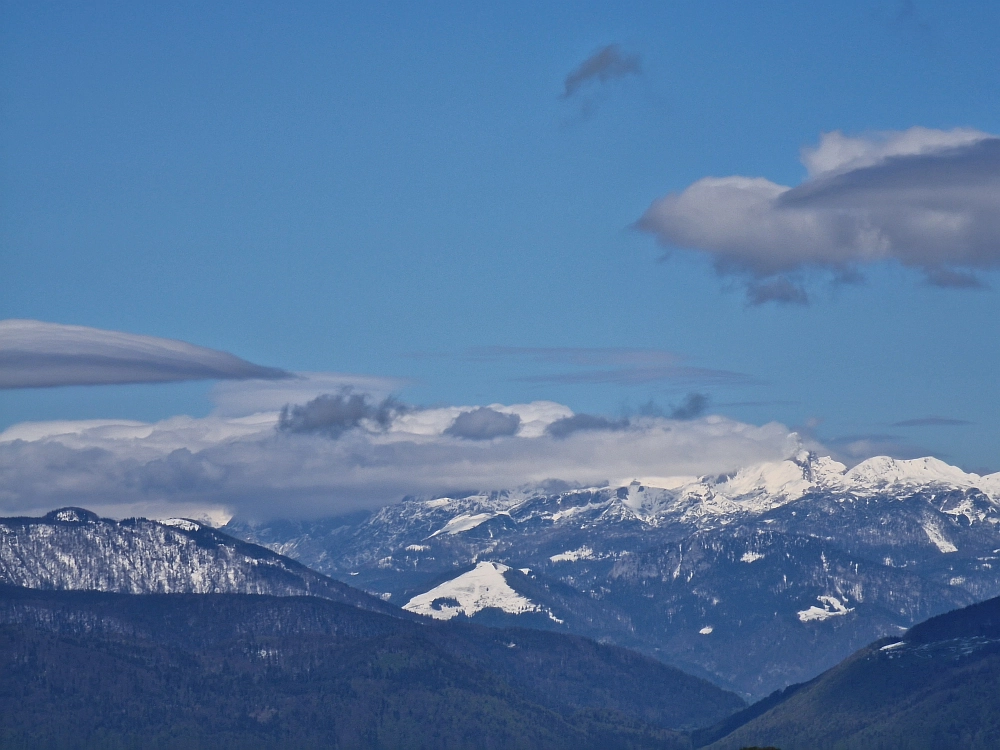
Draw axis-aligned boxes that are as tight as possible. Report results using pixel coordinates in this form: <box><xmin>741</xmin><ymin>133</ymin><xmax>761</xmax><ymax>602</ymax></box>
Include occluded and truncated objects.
<box><xmin>638</xmin><ymin>127</ymin><xmax>1000</xmax><ymax>302</ymax></box>
<box><xmin>0</xmin><ymin>319</ymin><xmax>290</xmax><ymax>388</ymax></box>
<box><xmin>0</xmin><ymin>398</ymin><xmax>806</xmax><ymax>523</ymax></box>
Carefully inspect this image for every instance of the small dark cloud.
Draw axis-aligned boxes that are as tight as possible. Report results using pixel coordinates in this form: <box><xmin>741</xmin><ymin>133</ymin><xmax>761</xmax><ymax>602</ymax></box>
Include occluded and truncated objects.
<box><xmin>895</xmin><ymin>0</ymin><xmax>930</xmax><ymax>28</ymax></box>
<box><xmin>444</xmin><ymin>408</ymin><xmax>521</xmax><ymax>440</ymax></box>
<box><xmin>746</xmin><ymin>277</ymin><xmax>809</xmax><ymax>306</ymax></box>
<box><xmin>670</xmin><ymin>393</ymin><xmax>709</xmax><ymax>420</ymax></box>
<box><xmin>546</xmin><ymin>413</ymin><xmax>630</xmax><ymax>438</ymax></box>
<box><xmin>636</xmin><ymin>399</ymin><xmax>665</xmax><ymax>418</ymax></box>
<box><xmin>562</xmin><ymin>44</ymin><xmax>641</xmax><ymax>98</ymax></box>
<box><xmin>278</xmin><ymin>390</ymin><xmax>406</xmax><ymax>439</ymax></box>
<box><xmin>892</xmin><ymin>416</ymin><xmax>973</xmax><ymax>427</ymax></box>
<box><xmin>923</xmin><ymin>267</ymin><xmax>987</xmax><ymax>289</ymax></box>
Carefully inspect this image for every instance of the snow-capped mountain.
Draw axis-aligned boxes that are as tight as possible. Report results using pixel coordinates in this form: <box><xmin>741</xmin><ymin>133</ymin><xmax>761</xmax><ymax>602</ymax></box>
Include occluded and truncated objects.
<box><xmin>0</xmin><ymin>507</ymin><xmax>400</xmax><ymax>616</ymax></box>
<box><xmin>227</xmin><ymin>453</ymin><xmax>1000</xmax><ymax>698</ymax></box>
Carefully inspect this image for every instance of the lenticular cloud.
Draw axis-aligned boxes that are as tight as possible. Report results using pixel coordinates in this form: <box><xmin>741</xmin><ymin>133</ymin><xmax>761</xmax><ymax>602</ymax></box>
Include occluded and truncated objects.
<box><xmin>637</xmin><ymin>127</ymin><xmax>1000</xmax><ymax>303</ymax></box>
<box><xmin>0</xmin><ymin>319</ymin><xmax>290</xmax><ymax>388</ymax></box>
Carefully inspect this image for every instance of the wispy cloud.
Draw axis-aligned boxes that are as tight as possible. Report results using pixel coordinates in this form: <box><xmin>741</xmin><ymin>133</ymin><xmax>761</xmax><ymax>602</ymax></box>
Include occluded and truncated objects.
<box><xmin>891</xmin><ymin>416</ymin><xmax>973</xmax><ymax>427</ymax></box>
<box><xmin>469</xmin><ymin>346</ymin><xmax>753</xmax><ymax>387</ymax></box>
<box><xmin>0</xmin><ymin>320</ymin><xmax>290</xmax><ymax>389</ymax></box>
<box><xmin>562</xmin><ymin>44</ymin><xmax>641</xmax><ymax>98</ymax></box>
<box><xmin>637</xmin><ymin>127</ymin><xmax>1000</xmax><ymax>304</ymax></box>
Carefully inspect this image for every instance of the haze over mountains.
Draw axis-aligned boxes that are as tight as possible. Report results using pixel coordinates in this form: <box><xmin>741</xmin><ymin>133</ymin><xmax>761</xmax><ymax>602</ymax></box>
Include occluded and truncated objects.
<box><xmin>227</xmin><ymin>451</ymin><xmax>1000</xmax><ymax>697</ymax></box>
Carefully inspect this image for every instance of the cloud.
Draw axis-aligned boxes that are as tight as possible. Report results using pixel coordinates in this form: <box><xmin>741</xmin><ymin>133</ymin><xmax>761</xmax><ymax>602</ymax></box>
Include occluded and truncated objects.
<box><xmin>0</xmin><ymin>398</ymin><xmax>807</xmax><ymax>521</ymax></box>
<box><xmin>0</xmin><ymin>320</ymin><xmax>290</xmax><ymax>388</ymax></box>
<box><xmin>470</xmin><ymin>346</ymin><xmax>753</xmax><ymax>386</ymax></box>
<box><xmin>444</xmin><ymin>408</ymin><xmax>521</xmax><ymax>440</ymax></box>
<box><xmin>637</xmin><ymin>127</ymin><xmax>1000</xmax><ymax>303</ymax></box>
<box><xmin>891</xmin><ymin>416</ymin><xmax>973</xmax><ymax>427</ymax></box>
<box><xmin>746</xmin><ymin>278</ymin><xmax>809</xmax><ymax>306</ymax></box>
<box><xmin>670</xmin><ymin>393</ymin><xmax>709</xmax><ymax>420</ymax></box>
<box><xmin>563</xmin><ymin>44</ymin><xmax>641</xmax><ymax>98</ymax></box>
<box><xmin>277</xmin><ymin>390</ymin><xmax>407</xmax><ymax>438</ymax></box>
<box><xmin>211</xmin><ymin>372</ymin><xmax>406</xmax><ymax>417</ymax></box>
<box><xmin>545</xmin><ymin>413</ymin><xmax>629</xmax><ymax>438</ymax></box>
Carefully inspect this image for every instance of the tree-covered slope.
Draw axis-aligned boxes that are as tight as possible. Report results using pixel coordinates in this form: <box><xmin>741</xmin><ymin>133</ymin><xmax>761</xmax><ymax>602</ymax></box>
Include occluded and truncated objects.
<box><xmin>0</xmin><ymin>585</ymin><xmax>743</xmax><ymax>748</ymax></box>
<box><xmin>699</xmin><ymin>595</ymin><xmax>1000</xmax><ymax>749</ymax></box>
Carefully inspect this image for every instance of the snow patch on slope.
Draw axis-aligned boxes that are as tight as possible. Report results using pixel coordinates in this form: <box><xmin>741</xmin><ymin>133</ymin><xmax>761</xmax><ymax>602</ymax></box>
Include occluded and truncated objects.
<box><xmin>923</xmin><ymin>522</ymin><xmax>958</xmax><ymax>553</ymax></box>
<box><xmin>403</xmin><ymin>562</ymin><xmax>547</xmax><ymax>621</ymax></box>
<box><xmin>797</xmin><ymin>595</ymin><xmax>854</xmax><ymax>623</ymax></box>
<box><xmin>429</xmin><ymin>513</ymin><xmax>496</xmax><ymax>537</ymax></box>
<box><xmin>550</xmin><ymin>546</ymin><xmax>596</xmax><ymax>563</ymax></box>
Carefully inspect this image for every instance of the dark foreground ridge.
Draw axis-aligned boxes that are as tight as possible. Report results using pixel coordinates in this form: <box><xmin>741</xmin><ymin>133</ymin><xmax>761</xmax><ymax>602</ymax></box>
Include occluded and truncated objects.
<box><xmin>695</xmin><ymin>594</ymin><xmax>1000</xmax><ymax>749</ymax></box>
<box><xmin>0</xmin><ymin>585</ymin><xmax>743</xmax><ymax>749</ymax></box>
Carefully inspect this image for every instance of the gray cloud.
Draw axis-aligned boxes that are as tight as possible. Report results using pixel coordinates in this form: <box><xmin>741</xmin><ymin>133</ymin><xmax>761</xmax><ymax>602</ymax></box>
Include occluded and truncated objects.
<box><xmin>470</xmin><ymin>346</ymin><xmax>753</xmax><ymax>386</ymax></box>
<box><xmin>563</xmin><ymin>44</ymin><xmax>641</xmax><ymax>98</ymax></box>
<box><xmin>892</xmin><ymin>416</ymin><xmax>973</xmax><ymax>427</ymax></box>
<box><xmin>546</xmin><ymin>413</ymin><xmax>630</xmax><ymax>438</ymax></box>
<box><xmin>278</xmin><ymin>391</ymin><xmax>406</xmax><ymax>438</ymax></box>
<box><xmin>444</xmin><ymin>408</ymin><xmax>521</xmax><ymax>440</ymax></box>
<box><xmin>0</xmin><ymin>402</ymin><xmax>807</xmax><ymax>520</ymax></box>
<box><xmin>670</xmin><ymin>393</ymin><xmax>709</xmax><ymax>420</ymax></box>
<box><xmin>746</xmin><ymin>278</ymin><xmax>809</xmax><ymax>306</ymax></box>
<box><xmin>0</xmin><ymin>320</ymin><xmax>290</xmax><ymax>389</ymax></box>
<box><xmin>637</xmin><ymin>128</ymin><xmax>1000</xmax><ymax>304</ymax></box>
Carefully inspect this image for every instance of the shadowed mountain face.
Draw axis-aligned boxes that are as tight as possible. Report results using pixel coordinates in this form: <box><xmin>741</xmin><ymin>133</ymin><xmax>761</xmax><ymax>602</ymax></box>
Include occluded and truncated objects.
<box><xmin>0</xmin><ymin>585</ymin><xmax>743</xmax><ymax>748</ymax></box>
<box><xmin>696</xmin><ymin>595</ymin><xmax>1000</xmax><ymax>750</ymax></box>
<box><xmin>225</xmin><ymin>453</ymin><xmax>1000</xmax><ymax>698</ymax></box>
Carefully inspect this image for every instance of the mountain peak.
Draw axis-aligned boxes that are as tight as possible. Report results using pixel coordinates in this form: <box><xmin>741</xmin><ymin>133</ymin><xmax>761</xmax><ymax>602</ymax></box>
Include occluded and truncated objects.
<box><xmin>43</xmin><ymin>507</ymin><xmax>100</xmax><ymax>524</ymax></box>
<box><xmin>846</xmin><ymin>455</ymin><xmax>980</xmax><ymax>490</ymax></box>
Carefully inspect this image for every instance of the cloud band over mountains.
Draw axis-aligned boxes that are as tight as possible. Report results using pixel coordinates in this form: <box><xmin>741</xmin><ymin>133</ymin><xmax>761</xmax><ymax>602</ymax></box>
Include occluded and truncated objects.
<box><xmin>0</xmin><ymin>395</ymin><xmax>806</xmax><ymax>522</ymax></box>
<box><xmin>638</xmin><ymin>127</ymin><xmax>1000</xmax><ymax>303</ymax></box>
<box><xmin>0</xmin><ymin>320</ymin><xmax>290</xmax><ymax>388</ymax></box>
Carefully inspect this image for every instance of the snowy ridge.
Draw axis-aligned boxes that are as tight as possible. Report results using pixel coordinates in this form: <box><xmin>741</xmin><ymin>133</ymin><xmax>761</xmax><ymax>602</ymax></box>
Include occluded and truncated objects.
<box><xmin>224</xmin><ymin>451</ymin><xmax>1000</xmax><ymax>699</ymax></box>
<box><xmin>372</xmin><ymin>453</ymin><xmax>1000</xmax><ymax>539</ymax></box>
<box><xmin>0</xmin><ymin>509</ymin><xmax>397</xmax><ymax>615</ymax></box>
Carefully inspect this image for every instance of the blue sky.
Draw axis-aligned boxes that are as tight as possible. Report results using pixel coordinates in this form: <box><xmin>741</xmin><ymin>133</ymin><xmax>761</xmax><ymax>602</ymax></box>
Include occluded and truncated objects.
<box><xmin>2</xmin><ymin>0</ymin><xmax>999</xmax><ymax>515</ymax></box>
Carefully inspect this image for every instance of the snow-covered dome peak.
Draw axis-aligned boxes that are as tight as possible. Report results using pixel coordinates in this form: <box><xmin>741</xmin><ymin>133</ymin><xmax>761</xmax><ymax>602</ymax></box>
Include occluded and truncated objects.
<box><xmin>846</xmin><ymin>456</ymin><xmax>979</xmax><ymax>491</ymax></box>
<box><xmin>44</xmin><ymin>507</ymin><xmax>100</xmax><ymax>524</ymax></box>
<box><xmin>716</xmin><ymin>451</ymin><xmax>845</xmax><ymax>503</ymax></box>
<box><xmin>159</xmin><ymin>518</ymin><xmax>204</xmax><ymax>532</ymax></box>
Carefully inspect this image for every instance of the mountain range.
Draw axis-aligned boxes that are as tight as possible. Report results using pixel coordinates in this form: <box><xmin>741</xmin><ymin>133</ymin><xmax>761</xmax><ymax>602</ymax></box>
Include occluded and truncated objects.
<box><xmin>0</xmin><ymin>509</ymin><xmax>744</xmax><ymax>748</ymax></box>
<box><xmin>225</xmin><ymin>452</ymin><xmax>1000</xmax><ymax>697</ymax></box>
<box><xmin>2</xmin><ymin>498</ymin><xmax>1000</xmax><ymax>747</ymax></box>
